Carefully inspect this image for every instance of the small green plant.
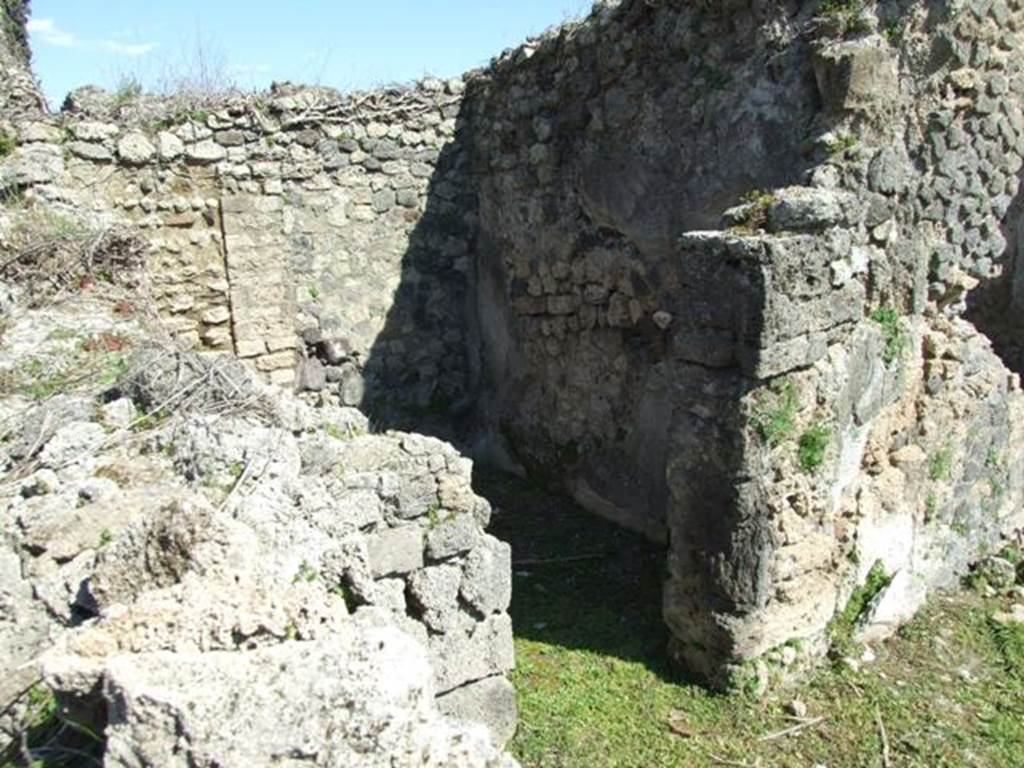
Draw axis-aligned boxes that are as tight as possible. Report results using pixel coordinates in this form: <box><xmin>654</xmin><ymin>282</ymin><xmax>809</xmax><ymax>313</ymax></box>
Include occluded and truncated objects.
<box><xmin>46</xmin><ymin>326</ymin><xmax>79</xmax><ymax>342</ymax></box>
<box><xmin>323</xmin><ymin>423</ymin><xmax>345</xmax><ymax>441</ymax></box>
<box><xmin>731</xmin><ymin>189</ymin><xmax>775</xmax><ymax>233</ymax></box>
<box><xmin>0</xmin><ymin>181</ymin><xmax>25</xmax><ymax>208</ymax></box>
<box><xmin>427</xmin><ymin>503</ymin><xmax>441</xmax><ymax>529</ymax></box>
<box><xmin>98</xmin><ymin>354</ymin><xmax>130</xmax><ymax>389</ymax></box>
<box><xmin>829</xmin><ymin>560</ymin><xmax>892</xmax><ymax>657</ymax></box>
<box><xmin>752</xmin><ymin>380</ymin><xmax>798</xmax><ymax>447</ymax></box>
<box><xmin>330</xmin><ymin>582</ymin><xmax>360</xmax><ymax>612</ymax></box>
<box><xmin>307</xmin><ymin>285</ymin><xmax>320</xmax><ymax>301</ymax></box>
<box><xmin>883</xmin><ymin>19</ymin><xmax>906</xmax><ymax>44</ymax></box>
<box><xmin>131</xmin><ymin>405</ymin><xmax>169</xmax><ymax>432</ymax></box>
<box><xmin>985</xmin><ymin>448</ymin><xmax>1004</xmax><ymax>470</ymax></box>
<box><xmin>924</xmin><ymin>490</ymin><xmax>938</xmax><ymax>518</ymax></box>
<box><xmin>6</xmin><ymin>682</ymin><xmax>104</xmax><ymax>765</ymax></box>
<box><xmin>929</xmin><ymin>446</ymin><xmax>953</xmax><ymax>482</ymax></box>
<box><xmin>0</xmin><ymin>131</ymin><xmax>15</xmax><ymax>158</ymax></box>
<box><xmin>725</xmin><ymin>660</ymin><xmax>765</xmax><ymax>699</ymax></box>
<box><xmin>818</xmin><ymin>0</ymin><xmax>872</xmax><ymax>36</ymax></box>
<box><xmin>824</xmin><ymin>133</ymin><xmax>858</xmax><ymax>156</ymax></box>
<box><xmin>98</xmin><ymin>529</ymin><xmax>113</xmax><ymax>548</ymax></box>
<box><xmin>798</xmin><ymin>422</ymin><xmax>831</xmax><ymax>473</ymax></box>
<box><xmin>871</xmin><ymin>307</ymin><xmax>905</xmax><ymax>365</ymax></box>
<box><xmin>292</xmin><ymin>560</ymin><xmax>318</xmax><ymax>584</ymax></box>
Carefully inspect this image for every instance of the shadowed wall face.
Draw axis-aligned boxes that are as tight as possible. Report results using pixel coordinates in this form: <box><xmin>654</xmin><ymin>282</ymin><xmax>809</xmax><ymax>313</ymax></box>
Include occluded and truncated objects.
<box><xmin>466</xmin><ymin>2</ymin><xmax>821</xmax><ymax>540</ymax></box>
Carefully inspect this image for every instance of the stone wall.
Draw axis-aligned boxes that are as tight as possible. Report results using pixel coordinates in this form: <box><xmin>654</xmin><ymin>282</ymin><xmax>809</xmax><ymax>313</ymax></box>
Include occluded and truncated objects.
<box><xmin>0</xmin><ymin>0</ymin><xmax>43</xmax><ymax>119</ymax></box>
<box><xmin>1</xmin><ymin>79</ymin><xmax>476</xmax><ymax>424</ymax></box>
<box><xmin>4</xmin><ymin>0</ymin><xmax>1024</xmax><ymax>696</ymax></box>
<box><xmin>466</xmin><ymin>0</ymin><xmax>1024</xmax><ymax>685</ymax></box>
<box><xmin>1</xmin><ymin>337</ymin><xmax>516</xmax><ymax>754</ymax></box>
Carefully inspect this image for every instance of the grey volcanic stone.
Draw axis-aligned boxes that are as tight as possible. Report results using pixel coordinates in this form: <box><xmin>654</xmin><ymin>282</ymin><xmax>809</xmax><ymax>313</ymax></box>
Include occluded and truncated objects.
<box><xmin>438</xmin><ymin>676</ymin><xmax>518</xmax><ymax>748</ymax></box>
<box><xmin>101</xmin><ymin>627</ymin><xmax>514</xmax><ymax>768</ymax></box>
<box><xmin>460</xmin><ymin>536</ymin><xmax>512</xmax><ymax>616</ymax></box>
<box><xmin>426</xmin><ymin>513</ymin><xmax>480</xmax><ymax>561</ymax></box>
<box><xmin>366</xmin><ymin>526</ymin><xmax>425</xmax><ymax>577</ymax></box>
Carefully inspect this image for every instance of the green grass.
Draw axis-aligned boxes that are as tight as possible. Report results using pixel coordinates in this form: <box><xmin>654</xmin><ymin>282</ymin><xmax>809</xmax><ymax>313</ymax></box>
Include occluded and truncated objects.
<box><xmin>824</xmin><ymin>133</ymin><xmax>858</xmax><ymax>156</ymax></box>
<box><xmin>323</xmin><ymin>422</ymin><xmax>364</xmax><ymax>441</ymax></box>
<box><xmin>798</xmin><ymin>422</ymin><xmax>831</xmax><ymax>473</ymax></box>
<box><xmin>0</xmin><ymin>683</ymin><xmax>102</xmax><ymax>767</ymax></box>
<box><xmin>292</xmin><ymin>560</ymin><xmax>319</xmax><ymax>584</ymax></box>
<box><xmin>481</xmin><ymin>472</ymin><xmax>1024</xmax><ymax>768</ymax></box>
<box><xmin>0</xmin><ymin>131</ymin><xmax>15</xmax><ymax>158</ymax></box>
<box><xmin>817</xmin><ymin>0</ymin><xmax>872</xmax><ymax>36</ymax></box>
<box><xmin>991</xmin><ymin>620</ymin><xmax>1024</xmax><ymax>679</ymax></box>
<box><xmin>871</xmin><ymin>307</ymin><xmax>905</xmax><ymax>365</ymax></box>
<box><xmin>929</xmin><ymin>446</ymin><xmax>954</xmax><ymax>482</ymax></box>
<box><xmin>828</xmin><ymin>561</ymin><xmax>891</xmax><ymax>658</ymax></box>
<box><xmin>730</xmin><ymin>189</ymin><xmax>775</xmax><ymax>233</ymax></box>
<box><xmin>752</xmin><ymin>380</ymin><xmax>798</xmax><ymax>447</ymax></box>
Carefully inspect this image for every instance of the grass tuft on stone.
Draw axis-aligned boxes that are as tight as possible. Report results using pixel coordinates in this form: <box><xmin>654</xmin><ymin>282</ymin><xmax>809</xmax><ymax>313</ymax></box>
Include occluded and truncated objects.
<box><xmin>871</xmin><ymin>307</ymin><xmax>905</xmax><ymax>365</ymax></box>
<box><xmin>798</xmin><ymin>421</ymin><xmax>831</xmax><ymax>473</ymax></box>
<box><xmin>753</xmin><ymin>380</ymin><xmax>798</xmax><ymax>447</ymax></box>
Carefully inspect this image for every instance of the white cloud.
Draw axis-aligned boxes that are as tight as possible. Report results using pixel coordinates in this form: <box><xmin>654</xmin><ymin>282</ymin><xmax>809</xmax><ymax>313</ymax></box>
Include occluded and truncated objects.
<box><xmin>27</xmin><ymin>17</ymin><xmax>155</xmax><ymax>57</ymax></box>
<box><xmin>26</xmin><ymin>18</ymin><xmax>77</xmax><ymax>47</ymax></box>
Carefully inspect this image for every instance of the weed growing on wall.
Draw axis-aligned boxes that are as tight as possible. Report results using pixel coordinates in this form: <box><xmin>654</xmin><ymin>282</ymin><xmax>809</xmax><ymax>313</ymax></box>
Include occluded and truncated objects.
<box><xmin>798</xmin><ymin>422</ymin><xmax>831</xmax><ymax>473</ymax></box>
<box><xmin>871</xmin><ymin>307</ymin><xmax>905</xmax><ymax>365</ymax></box>
<box><xmin>929</xmin><ymin>446</ymin><xmax>953</xmax><ymax>481</ymax></box>
<box><xmin>753</xmin><ymin>380</ymin><xmax>798</xmax><ymax>447</ymax></box>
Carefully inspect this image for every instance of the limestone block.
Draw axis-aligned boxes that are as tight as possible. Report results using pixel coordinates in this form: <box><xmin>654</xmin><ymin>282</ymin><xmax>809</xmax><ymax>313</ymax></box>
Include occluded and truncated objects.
<box><xmin>460</xmin><ymin>536</ymin><xmax>512</xmax><ymax>616</ymax></box>
<box><xmin>366</xmin><ymin>526</ymin><xmax>425</xmax><ymax>577</ymax></box>
<box><xmin>437</xmin><ymin>676</ymin><xmax>518</xmax><ymax>747</ymax></box>
<box><xmin>426</xmin><ymin>514</ymin><xmax>480</xmax><ymax>561</ymax></box>
<box><xmin>71</xmin><ymin>121</ymin><xmax>118</xmax><ymax>141</ymax></box>
<box><xmin>157</xmin><ymin>132</ymin><xmax>184</xmax><ymax>161</ymax></box>
<box><xmin>117</xmin><ymin>132</ymin><xmax>156</xmax><ymax>165</ymax></box>
<box><xmin>18</xmin><ymin>122</ymin><xmax>62</xmax><ymax>143</ymax></box>
<box><xmin>186</xmin><ymin>141</ymin><xmax>227</xmax><ymax>164</ymax></box>
<box><xmin>68</xmin><ymin>141</ymin><xmax>113</xmax><ymax>162</ymax></box>
<box><xmin>97</xmin><ymin>629</ymin><xmax>511</xmax><ymax>768</ymax></box>
<box><xmin>408</xmin><ymin>564</ymin><xmax>462</xmax><ymax>632</ymax></box>
<box><xmin>812</xmin><ymin>37</ymin><xmax>899</xmax><ymax>113</ymax></box>
<box><xmin>2</xmin><ymin>142</ymin><xmax>64</xmax><ymax>184</ymax></box>
<box><xmin>428</xmin><ymin>614</ymin><xmax>515</xmax><ymax>693</ymax></box>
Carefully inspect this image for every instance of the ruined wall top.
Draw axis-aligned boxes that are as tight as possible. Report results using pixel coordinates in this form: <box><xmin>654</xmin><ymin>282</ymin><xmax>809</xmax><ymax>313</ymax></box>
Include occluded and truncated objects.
<box><xmin>0</xmin><ymin>0</ymin><xmax>44</xmax><ymax>119</ymax></box>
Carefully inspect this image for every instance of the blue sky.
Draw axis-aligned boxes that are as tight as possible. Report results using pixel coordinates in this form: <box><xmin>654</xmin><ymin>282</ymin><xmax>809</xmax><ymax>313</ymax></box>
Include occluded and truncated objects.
<box><xmin>28</xmin><ymin>1</ymin><xmax>593</xmax><ymax>107</ymax></box>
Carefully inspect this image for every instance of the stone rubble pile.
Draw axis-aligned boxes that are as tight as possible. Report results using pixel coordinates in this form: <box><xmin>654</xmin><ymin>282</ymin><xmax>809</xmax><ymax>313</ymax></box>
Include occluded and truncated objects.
<box><xmin>0</xmin><ymin>303</ymin><xmax>516</xmax><ymax>764</ymax></box>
